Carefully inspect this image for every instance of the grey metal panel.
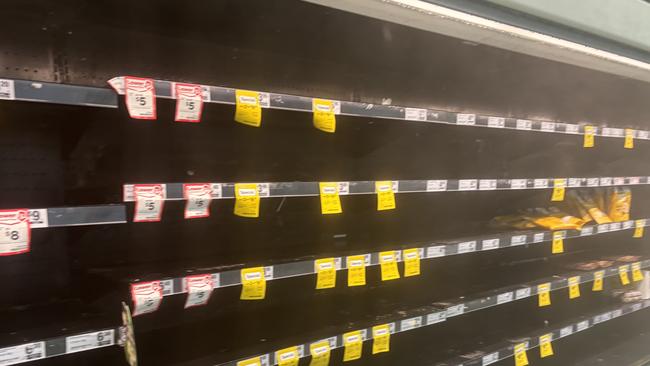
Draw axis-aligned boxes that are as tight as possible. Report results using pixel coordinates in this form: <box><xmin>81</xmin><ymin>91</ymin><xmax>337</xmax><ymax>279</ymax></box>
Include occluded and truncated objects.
<box><xmin>12</xmin><ymin>79</ymin><xmax>117</xmax><ymax>108</ymax></box>
<box><xmin>46</xmin><ymin>205</ymin><xmax>127</xmax><ymax>227</ymax></box>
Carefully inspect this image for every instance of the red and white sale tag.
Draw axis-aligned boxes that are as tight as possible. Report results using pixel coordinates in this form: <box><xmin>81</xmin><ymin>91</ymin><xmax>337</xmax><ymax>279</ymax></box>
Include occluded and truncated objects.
<box><xmin>0</xmin><ymin>209</ymin><xmax>31</xmax><ymax>256</ymax></box>
<box><xmin>174</xmin><ymin>83</ymin><xmax>204</xmax><ymax>123</ymax></box>
<box><xmin>130</xmin><ymin>281</ymin><xmax>163</xmax><ymax>316</ymax></box>
<box><xmin>183</xmin><ymin>183</ymin><xmax>212</xmax><ymax>219</ymax></box>
<box><xmin>133</xmin><ymin>184</ymin><xmax>165</xmax><ymax>222</ymax></box>
<box><xmin>184</xmin><ymin>274</ymin><xmax>214</xmax><ymax>308</ymax></box>
<box><xmin>125</xmin><ymin>76</ymin><xmax>156</xmax><ymax>120</ymax></box>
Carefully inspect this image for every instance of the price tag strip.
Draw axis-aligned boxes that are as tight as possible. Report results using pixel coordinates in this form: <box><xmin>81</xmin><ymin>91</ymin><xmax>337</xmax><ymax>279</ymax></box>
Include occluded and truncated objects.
<box><xmin>108</xmin><ymin>76</ymin><xmax>650</xmax><ymax>145</ymax></box>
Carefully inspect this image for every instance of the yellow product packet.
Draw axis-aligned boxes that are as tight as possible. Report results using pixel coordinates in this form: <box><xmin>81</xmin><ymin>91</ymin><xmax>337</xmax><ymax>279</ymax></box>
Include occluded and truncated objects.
<box><xmin>608</xmin><ymin>188</ymin><xmax>631</xmax><ymax>222</ymax></box>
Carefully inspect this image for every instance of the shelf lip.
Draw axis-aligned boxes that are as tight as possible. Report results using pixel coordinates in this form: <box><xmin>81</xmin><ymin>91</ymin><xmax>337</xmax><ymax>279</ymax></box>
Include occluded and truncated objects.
<box><xmin>109</xmin><ymin>76</ymin><xmax>650</xmax><ymax>140</ymax></box>
<box><xmin>122</xmin><ymin>176</ymin><xmax>646</xmax><ymax>201</ymax></box>
<box><xmin>138</xmin><ymin>218</ymin><xmax>647</xmax><ymax>296</ymax></box>
<box><xmin>436</xmin><ymin>299</ymin><xmax>650</xmax><ymax>366</ymax></box>
<box><xmin>0</xmin><ymin>78</ymin><xmax>117</xmax><ymax>108</ymax></box>
<box><xmin>26</xmin><ymin>205</ymin><xmax>127</xmax><ymax>228</ymax></box>
<box><xmin>212</xmin><ymin>259</ymin><xmax>650</xmax><ymax>366</ymax></box>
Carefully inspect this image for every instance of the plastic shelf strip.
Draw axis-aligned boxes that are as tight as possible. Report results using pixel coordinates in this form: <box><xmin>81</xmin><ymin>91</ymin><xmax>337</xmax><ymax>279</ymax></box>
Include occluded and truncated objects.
<box><xmin>0</xmin><ymin>78</ymin><xmax>117</xmax><ymax>108</ymax></box>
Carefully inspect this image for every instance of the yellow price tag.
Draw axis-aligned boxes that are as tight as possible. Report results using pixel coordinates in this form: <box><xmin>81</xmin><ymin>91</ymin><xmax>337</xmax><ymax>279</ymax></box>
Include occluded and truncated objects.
<box><xmin>539</xmin><ymin>334</ymin><xmax>554</xmax><ymax>358</ymax></box>
<box><xmin>315</xmin><ymin>258</ymin><xmax>337</xmax><ymax>289</ymax></box>
<box><xmin>319</xmin><ymin>182</ymin><xmax>342</xmax><ymax>215</ymax></box>
<box><xmin>342</xmin><ymin>330</ymin><xmax>363</xmax><ymax>361</ymax></box>
<box><xmin>624</xmin><ymin>129</ymin><xmax>634</xmax><ymax>149</ymax></box>
<box><xmin>234</xmin><ymin>183</ymin><xmax>260</xmax><ymax>218</ymax></box>
<box><xmin>240</xmin><ymin>267</ymin><xmax>266</xmax><ymax>300</ymax></box>
<box><xmin>583</xmin><ymin>125</ymin><xmax>595</xmax><ymax>148</ymax></box>
<box><xmin>632</xmin><ymin>262</ymin><xmax>644</xmax><ymax>282</ymax></box>
<box><xmin>551</xmin><ymin>178</ymin><xmax>566</xmax><ymax>202</ymax></box>
<box><xmin>309</xmin><ymin>341</ymin><xmax>331</xmax><ymax>366</ymax></box>
<box><xmin>379</xmin><ymin>251</ymin><xmax>400</xmax><ymax>281</ymax></box>
<box><xmin>592</xmin><ymin>270</ymin><xmax>604</xmax><ymax>292</ymax></box>
<box><xmin>234</xmin><ymin>90</ymin><xmax>262</xmax><ymax>127</ymax></box>
<box><xmin>276</xmin><ymin>346</ymin><xmax>300</xmax><ymax>366</ymax></box>
<box><xmin>552</xmin><ymin>231</ymin><xmax>564</xmax><ymax>254</ymax></box>
<box><xmin>514</xmin><ymin>343</ymin><xmax>529</xmax><ymax>366</ymax></box>
<box><xmin>568</xmin><ymin>276</ymin><xmax>581</xmax><ymax>299</ymax></box>
<box><xmin>372</xmin><ymin>324</ymin><xmax>391</xmax><ymax>354</ymax></box>
<box><xmin>347</xmin><ymin>255</ymin><xmax>366</xmax><ymax>287</ymax></box>
<box><xmin>237</xmin><ymin>356</ymin><xmax>262</xmax><ymax>366</ymax></box>
<box><xmin>619</xmin><ymin>265</ymin><xmax>631</xmax><ymax>285</ymax></box>
<box><xmin>375</xmin><ymin>181</ymin><xmax>396</xmax><ymax>211</ymax></box>
<box><xmin>312</xmin><ymin>99</ymin><xmax>336</xmax><ymax>133</ymax></box>
<box><xmin>402</xmin><ymin>248</ymin><xmax>421</xmax><ymax>277</ymax></box>
<box><xmin>538</xmin><ymin>283</ymin><xmax>551</xmax><ymax>307</ymax></box>
<box><xmin>634</xmin><ymin>220</ymin><xmax>645</xmax><ymax>238</ymax></box>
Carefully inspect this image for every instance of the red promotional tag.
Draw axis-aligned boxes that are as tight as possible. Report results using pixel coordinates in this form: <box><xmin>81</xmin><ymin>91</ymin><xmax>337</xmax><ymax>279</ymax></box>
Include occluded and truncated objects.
<box><xmin>130</xmin><ymin>281</ymin><xmax>163</xmax><ymax>316</ymax></box>
<box><xmin>125</xmin><ymin>76</ymin><xmax>156</xmax><ymax>120</ymax></box>
<box><xmin>184</xmin><ymin>274</ymin><xmax>214</xmax><ymax>308</ymax></box>
<box><xmin>0</xmin><ymin>209</ymin><xmax>31</xmax><ymax>256</ymax></box>
<box><xmin>183</xmin><ymin>183</ymin><xmax>212</xmax><ymax>219</ymax></box>
<box><xmin>133</xmin><ymin>184</ymin><xmax>165</xmax><ymax>222</ymax></box>
<box><xmin>174</xmin><ymin>83</ymin><xmax>204</xmax><ymax>122</ymax></box>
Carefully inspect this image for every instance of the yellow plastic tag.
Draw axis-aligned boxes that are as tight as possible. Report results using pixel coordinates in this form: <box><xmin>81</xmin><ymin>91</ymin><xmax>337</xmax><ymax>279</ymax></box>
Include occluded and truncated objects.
<box><xmin>379</xmin><ymin>251</ymin><xmax>400</xmax><ymax>281</ymax></box>
<box><xmin>538</xmin><ymin>283</ymin><xmax>551</xmax><ymax>307</ymax></box>
<box><xmin>276</xmin><ymin>346</ymin><xmax>300</xmax><ymax>366</ymax></box>
<box><xmin>619</xmin><ymin>265</ymin><xmax>631</xmax><ymax>285</ymax></box>
<box><xmin>309</xmin><ymin>341</ymin><xmax>331</xmax><ymax>366</ymax></box>
<box><xmin>315</xmin><ymin>258</ymin><xmax>337</xmax><ymax>289</ymax></box>
<box><xmin>514</xmin><ymin>343</ymin><xmax>529</xmax><ymax>366</ymax></box>
<box><xmin>624</xmin><ymin>129</ymin><xmax>634</xmax><ymax>149</ymax></box>
<box><xmin>539</xmin><ymin>334</ymin><xmax>554</xmax><ymax>358</ymax></box>
<box><xmin>375</xmin><ymin>181</ymin><xmax>396</xmax><ymax>211</ymax></box>
<box><xmin>237</xmin><ymin>356</ymin><xmax>262</xmax><ymax>366</ymax></box>
<box><xmin>372</xmin><ymin>324</ymin><xmax>391</xmax><ymax>354</ymax></box>
<box><xmin>342</xmin><ymin>330</ymin><xmax>363</xmax><ymax>362</ymax></box>
<box><xmin>552</xmin><ymin>231</ymin><xmax>564</xmax><ymax>254</ymax></box>
<box><xmin>632</xmin><ymin>262</ymin><xmax>644</xmax><ymax>282</ymax></box>
<box><xmin>634</xmin><ymin>220</ymin><xmax>645</xmax><ymax>238</ymax></box>
<box><xmin>234</xmin><ymin>183</ymin><xmax>260</xmax><ymax>218</ymax></box>
<box><xmin>403</xmin><ymin>248</ymin><xmax>421</xmax><ymax>277</ymax></box>
<box><xmin>551</xmin><ymin>179</ymin><xmax>566</xmax><ymax>202</ymax></box>
<box><xmin>234</xmin><ymin>90</ymin><xmax>262</xmax><ymax>127</ymax></box>
<box><xmin>319</xmin><ymin>182</ymin><xmax>342</xmax><ymax>215</ymax></box>
<box><xmin>312</xmin><ymin>99</ymin><xmax>336</xmax><ymax>133</ymax></box>
<box><xmin>347</xmin><ymin>255</ymin><xmax>366</xmax><ymax>287</ymax></box>
<box><xmin>583</xmin><ymin>125</ymin><xmax>595</xmax><ymax>148</ymax></box>
<box><xmin>568</xmin><ymin>276</ymin><xmax>581</xmax><ymax>299</ymax></box>
<box><xmin>592</xmin><ymin>270</ymin><xmax>604</xmax><ymax>292</ymax></box>
<box><xmin>240</xmin><ymin>267</ymin><xmax>266</xmax><ymax>300</ymax></box>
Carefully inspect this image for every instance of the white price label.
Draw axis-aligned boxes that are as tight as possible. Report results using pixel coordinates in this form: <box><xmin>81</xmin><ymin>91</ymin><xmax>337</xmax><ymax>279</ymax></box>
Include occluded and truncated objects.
<box><xmin>426</xmin><ymin>245</ymin><xmax>446</xmax><ymax>258</ymax></box>
<box><xmin>0</xmin><ymin>79</ymin><xmax>15</xmax><ymax>100</ymax></box>
<box><xmin>0</xmin><ymin>209</ymin><xmax>31</xmax><ymax>256</ymax></box>
<box><xmin>479</xmin><ymin>179</ymin><xmax>497</xmax><ymax>191</ymax></box>
<box><xmin>183</xmin><ymin>183</ymin><xmax>213</xmax><ymax>219</ymax></box>
<box><xmin>510</xmin><ymin>179</ymin><xmax>527</xmax><ymax>189</ymax></box>
<box><xmin>533</xmin><ymin>179</ymin><xmax>549</xmax><ymax>188</ymax></box>
<box><xmin>131</xmin><ymin>281</ymin><xmax>163</xmax><ymax>316</ymax></box>
<box><xmin>622</xmin><ymin>221</ymin><xmax>634</xmax><ymax>230</ymax></box>
<box><xmin>540</xmin><ymin>122</ymin><xmax>555</xmax><ymax>132</ymax></box>
<box><xmin>184</xmin><ymin>274</ymin><xmax>214</xmax><ymax>308</ymax></box>
<box><xmin>497</xmin><ymin>292</ymin><xmax>513</xmax><ymax>304</ymax></box>
<box><xmin>400</xmin><ymin>317</ymin><xmax>422</xmax><ymax>331</ymax></box>
<box><xmin>174</xmin><ymin>83</ymin><xmax>204</xmax><ymax>122</ymax></box>
<box><xmin>586</xmin><ymin>178</ymin><xmax>599</xmax><ymax>187</ymax></box>
<box><xmin>575</xmin><ymin>321</ymin><xmax>589</xmax><ymax>332</ymax></box>
<box><xmin>426</xmin><ymin>180</ymin><xmax>447</xmax><ymax>192</ymax></box>
<box><xmin>613</xmin><ymin>177</ymin><xmax>625</xmax><ymax>186</ymax></box>
<box><xmin>533</xmin><ymin>233</ymin><xmax>545</xmax><ymax>243</ymax></box>
<box><xmin>457</xmin><ymin>241</ymin><xmax>476</xmax><ymax>254</ymax></box>
<box><xmin>515</xmin><ymin>287</ymin><xmax>531</xmax><ymax>299</ymax></box>
<box><xmin>28</xmin><ymin>209</ymin><xmax>48</xmax><ymax>229</ymax></box>
<box><xmin>458</xmin><ymin>179</ymin><xmax>477</xmax><ymax>191</ymax></box>
<box><xmin>482</xmin><ymin>352</ymin><xmax>499</xmax><ymax>365</ymax></box>
<box><xmin>66</xmin><ymin>330</ymin><xmax>115</xmax><ymax>353</ymax></box>
<box><xmin>565</xmin><ymin>124</ymin><xmax>580</xmax><ymax>134</ymax></box>
<box><xmin>426</xmin><ymin>311</ymin><xmax>447</xmax><ymax>325</ymax></box>
<box><xmin>446</xmin><ymin>304</ymin><xmax>465</xmax><ymax>317</ymax></box>
<box><xmin>568</xmin><ymin>178</ymin><xmax>581</xmax><ymax>187</ymax></box>
<box><xmin>610</xmin><ymin>222</ymin><xmax>622</xmax><ymax>231</ymax></box>
<box><xmin>125</xmin><ymin>76</ymin><xmax>156</xmax><ymax>120</ymax></box>
<box><xmin>133</xmin><ymin>184</ymin><xmax>166</xmax><ymax>222</ymax></box>
<box><xmin>510</xmin><ymin>235</ymin><xmax>527</xmax><ymax>246</ymax></box>
<box><xmin>516</xmin><ymin>119</ymin><xmax>532</xmax><ymax>130</ymax></box>
<box><xmin>559</xmin><ymin>326</ymin><xmax>573</xmax><ymax>337</ymax></box>
<box><xmin>600</xmin><ymin>177</ymin><xmax>612</xmax><ymax>186</ymax></box>
<box><xmin>581</xmin><ymin>226</ymin><xmax>594</xmax><ymax>236</ymax></box>
<box><xmin>456</xmin><ymin>114</ymin><xmax>476</xmax><ymax>125</ymax></box>
<box><xmin>487</xmin><ymin>117</ymin><xmax>505</xmax><ymax>128</ymax></box>
<box><xmin>481</xmin><ymin>238</ymin><xmax>500</xmax><ymax>250</ymax></box>
<box><xmin>0</xmin><ymin>342</ymin><xmax>44</xmax><ymax>365</ymax></box>
<box><xmin>638</xmin><ymin>130</ymin><xmax>649</xmax><ymax>139</ymax></box>
<box><xmin>405</xmin><ymin>108</ymin><xmax>427</xmax><ymax>121</ymax></box>
<box><xmin>628</xmin><ymin>177</ymin><xmax>641</xmax><ymax>185</ymax></box>
<box><xmin>598</xmin><ymin>224</ymin><xmax>610</xmax><ymax>233</ymax></box>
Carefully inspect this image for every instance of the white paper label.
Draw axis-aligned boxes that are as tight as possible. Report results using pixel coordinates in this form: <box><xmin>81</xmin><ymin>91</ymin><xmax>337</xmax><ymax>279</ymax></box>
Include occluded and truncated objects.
<box><xmin>510</xmin><ymin>179</ymin><xmax>527</xmax><ymax>189</ymax></box>
<box><xmin>610</xmin><ymin>222</ymin><xmax>621</xmax><ymax>231</ymax></box>
<box><xmin>611</xmin><ymin>309</ymin><xmax>622</xmax><ymax>318</ymax></box>
<box><xmin>487</xmin><ymin>117</ymin><xmax>505</xmax><ymax>128</ymax></box>
<box><xmin>336</xmin><ymin>182</ymin><xmax>349</xmax><ymax>195</ymax></box>
<box><xmin>575</xmin><ymin>320</ymin><xmax>589</xmax><ymax>332</ymax></box>
<box><xmin>426</xmin><ymin>245</ymin><xmax>446</xmax><ymax>258</ymax></box>
<box><xmin>598</xmin><ymin>224</ymin><xmax>610</xmax><ymax>233</ymax></box>
<box><xmin>587</xmin><ymin>178</ymin><xmax>599</xmax><ymax>187</ymax></box>
<box><xmin>622</xmin><ymin>221</ymin><xmax>634</xmax><ymax>230</ymax></box>
<box><xmin>628</xmin><ymin>177</ymin><xmax>641</xmax><ymax>185</ymax></box>
<box><xmin>183</xmin><ymin>183</ymin><xmax>213</xmax><ymax>219</ymax></box>
<box><xmin>426</xmin><ymin>311</ymin><xmax>447</xmax><ymax>325</ymax></box>
<box><xmin>426</xmin><ymin>180</ymin><xmax>447</xmax><ymax>192</ymax></box>
<box><xmin>533</xmin><ymin>233</ymin><xmax>545</xmax><ymax>243</ymax></box>
<box><xmin>185</xmin><ymin>274</ymin><xmax>214</xmax><ymax>308</ymax></box>
<box><xmin>482</xmin><ymin>352</ymin><xmax>499</xmax><ymax>366</ymax></box>
<box><xmin>400</xmin><ymin>317</ymin><xmax>422</xmax><ymax>331</ymax></box>
<box><xmin>457</xmin><ymin>241</ymin><xmax>477</xmax><ymax>254</ymax></box>
<box><xmin>133</xmin><ymin>184</ymin><xmax>165</xmax><ymax>222</ymax></box>
<box><xmin>0</xmin><ymin>209</ymin><xmax>31</xmax><ymax>256</ymax></box>
<box><xmin>516</xmin><ymin>119</ymin><xmax>532</xmax><ymax>130</ymax></box>
<box><xmin>540</xmin><ymin>122</ymin><xmax>555</xmax><ymax>132</ymax></box>
<box><xmin>458</xmin><ymin>179</ymin><xmax>478</xmax><ymax>191</ymax></box>
<box><xmin>614</xmin><ymin>177</ymin><xmax>625</xmax><ymax>186</ymax></box>
<box><xmin>481</xmin><ymin>238</ymin><xmax>500</xmax><ymax>251</ymax></box>
<box><xmin>405</xmin><ymin>108</ymin><xmax>427</xmax><ymax>121</ymax></box>
<box><xmin>497</xmin><ymin>292</ymin><xmax>513</xmax><ymax>304</ymax></box>
<box><xmin>174</xmin><ymin>83</ymin><xmax>203</xmax><ymax>122</ymax></box>
<box><xmin>637</xmin><ymin>130</ymin><xmax>649</xmax><ymax>139</ymax></box>
<box><xmin>510</xmin><ymin>235</ymin><xmax>527</xmax><ymax>246</ymax></box>
<box><xmin>479</xmin><ymin>179</ymin><xmax>497</xmax><ymax>191</ymax></box>
<box><xmin>559</xmin><ymin>326</ymin><xmax>573</xmax><ymax>337</ymax></box>
<box><xmin>515</xmin><ymin>287</ymin><xmax>531</xmax><ymax>299</ymax></box>
<box><xmin>581</xmin><ymin>226</ymin><xmax>594</xmax><ymax>236</ymax></box>
<box><xmin>456</xmin><ymin>114</ymin><xmax>476</xmax><ymax>125</ymax></box>
<box><xmin>125</xmin><ymin>77</ymin><xmax>156</xmax><ymax>119</ymax></box>
<box><xmin>66</xmin><ymin>330</ymin><xmax>115</xmax><ymax>353</ymax></box>
<box><xmin>600</xmin><ymin>177</ymin><xmax>612</xmax><ymax>186</ymax></box>
<box><xmin>446</xmin><ymin>304</ymin><xmax>465</xmax><ymax>317</ymax></box>
<box><xmin>131</xmin><ymin>281</ymin><xmax>163</xmax><ymax>316</ymax></box>
<box><xmin>0</xmin><ymin>79</ymin><xmax>16</xmax><ymax>100</ymax></box>
<box><xmin>568</xmin><ymin>178</ymin><xmax>581</xmax><ymax>187</ymax></box>
<box><xmin>0</xmin><ymin>342</ymin><xmax>44</xmax><ymax>365</ymax></box>
<box><xmin>28</xmin><ymin>209</ymin><xmax>48</xmax><ymax>229</ymax></box>
<box><xmin>533</xmin><ymin>179</ymin><xmax>549</xmax><ymax>188</ymax></box>
<box><xmin>565</xmin><ymin>124</ymin><xmax>580</xmax><ymax>134</ymax></box>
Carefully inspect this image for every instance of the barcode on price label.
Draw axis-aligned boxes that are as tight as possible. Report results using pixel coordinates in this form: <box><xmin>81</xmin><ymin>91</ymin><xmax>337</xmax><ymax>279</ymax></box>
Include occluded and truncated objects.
<box><xmin>66</xmin><ymin>330</ymin><xmax>115</xmax><ymax>353</ymax></box>
<box><xmin>0</xmin><ymin>79</ymin><xmax>15</xmax><ymax>100</ymax></box>
<box><xmin>0</xmin><ymin>342</ymin><xmax>45</xmax><ymax>364</ymax></box>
